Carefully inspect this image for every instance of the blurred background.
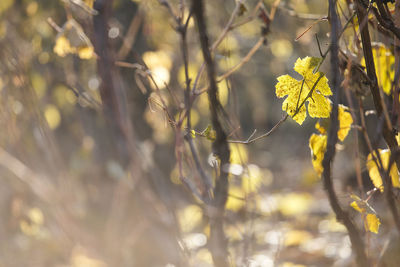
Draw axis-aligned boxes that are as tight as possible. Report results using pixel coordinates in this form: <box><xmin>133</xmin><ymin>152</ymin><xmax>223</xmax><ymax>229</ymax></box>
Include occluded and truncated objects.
<box><xmin>0</xmin><ymin>0</ymin><xmax>395</xmax><ymax>266</ymax></box>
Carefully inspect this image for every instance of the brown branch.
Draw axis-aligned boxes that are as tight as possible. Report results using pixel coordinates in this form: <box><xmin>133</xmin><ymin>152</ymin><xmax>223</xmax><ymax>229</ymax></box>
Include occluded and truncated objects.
<box><xmin>176</xmin><ymin>6</ymin><xmax>213</xmax><ymax>195</ymax></box>
<box><xmin>324</xmin><ymin>1</ymin><xmax>368</xmax><ymax>266</ymax></box>
<box><xmin>192</xmin><ymin>1</ymin><xmax>231</xmax><ymax>266</ymax></box>
<box><xmin>370</xmin><ymin>1</ymin><xmax>400</xmax><ymax>40</ymax></box>
<box><xmin>191</xmin><ymin>0</ymin><xmax>244</xmax><ymax>93</ymax></box>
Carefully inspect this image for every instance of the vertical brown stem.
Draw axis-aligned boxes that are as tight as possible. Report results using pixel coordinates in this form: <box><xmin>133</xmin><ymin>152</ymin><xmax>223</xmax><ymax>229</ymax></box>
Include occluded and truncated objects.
<box><xmin>192</xmin><ymin>1</ymin><xmax>231</xmax><ymax>266</ymax></box>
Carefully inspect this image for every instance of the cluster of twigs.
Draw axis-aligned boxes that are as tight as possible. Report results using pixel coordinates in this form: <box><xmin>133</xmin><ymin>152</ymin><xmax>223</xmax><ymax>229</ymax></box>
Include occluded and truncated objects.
<box><xmin>152</xmin><ymin>0</ymin><xmax>400</xmax><ymax>266</ymax></box>
<box><xmin>156</xmin><ymin>0</ymin><xmax>400</xmax><ymax>266</ymax></box>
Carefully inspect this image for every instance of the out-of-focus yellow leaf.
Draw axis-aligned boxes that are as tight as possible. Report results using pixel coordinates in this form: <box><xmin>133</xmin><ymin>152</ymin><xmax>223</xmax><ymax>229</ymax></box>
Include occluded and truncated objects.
<box><xmin>225</xmin><ymin>224</ymin><xmax>244</xmax><ymax>241</ymax></box>
<box><xmin>26</xmin><ymin>1</ymin><xmax>38</xmax><ymax>16</ymax></box>
<box><xmin>20</xmin><ymin>220</ymin><xmax>40</xmax><ymax>236</ymax></box>
<box><xmin>278</xmin><ymin>193</ymin><xmax>312</xmax><ymax>216</ymax></box>
<box><xmin>71</xmin><ymin>246</ymin><xmax>107</xmax><ymax>267</ymax></box>
<box><xmin>194</xmin><ymin>249</ymin><xmax>213</xmax><ymax>265</ymax></box>
<box><xmin>338</xmin><ymin>105</ymin><xmax>353</xmax><ymax>141</ymax></box>
<box><xmin>275</xmin><ymin>57</ymin><xmax>332</xmax><ymax>124</ymax></box>
<box><xmin>78</xmin><ymin>46</ymin><xmax>94</xmax><ymax>59</ymax></box>
<box><xmin>366</xmin><ymin>149</ymin><xmax>400</xmax><ymax>192</ymax></box>
<box><xmin>284</xmin><ymin>230</ymin><xmax>312</xmax><ymax>247</ymax></box>
<box><xmin>0</xmin><ymin>0</ymin><xmax>14</xmax><ymax>14</ymax></box>
<box><xmin>365</xmin><ymin>213</ymin><xmax>381</xmax><ymax>234</ymax></box>
<box><xmin>84</xmin><ymin>0</ymin><xmax>94</xmax><ymax>8</ymax></box>
<box><xmin>19</xmin><ymin>207</ymin><xmax>44</xmax><ymax>237</ymax></box>
<box><xmin>388</xmin><ymin>3</ymin><xmax>395</xmax><ymax>12</ymax></box>
<box><xmin>44</xmin><ymin>104</ymin><xmax>61</xmax><ymax>130</ymax></box>
<box><xmin>318</xmin><ymin>217</ymin><xmax>347</xmax><ymax>233</ymax></box>
<box><xmin>178</xmin><ymin>205</ymin><xmax>203</xmax><ymax>232</ymax></box>
<box><xmin>31</xmin><ymin>72</ymin><xmax>47</xmax><ymax>99</ymax></box>
<box><xmin>226</xmin><ymin>186</ymin><xmax>245</xmax><ymax>211</ymax></box>
<box><xmin>281</xmin><ymin>262</ymin><xmax>306</xmax><ymax>267</ymax></box>
<box><xmin>53</xmin><ymin>19</ymin><xmax>94</xmax><ymax>60</ymax></box>
<box><xmin>28</xmin><ymin>208</ymin><xmax>44</xmax><ymax>225</ymax></box>
<box><xmin>242</xmin><ymin>164</ymin><xmax>264</xmax><ymax>194</ymax></box>
<box><xmin>270</xmin><ymin>39</ymin><xmax>293</xmax><ymax>59</ymax></box>
<box><xmin>309</xmin><ymin>133</ymin><xmax>327</xmax><ymax>176</ymax></box>
<box><xmin>54</xmin><ymin>36</ymin><xmax>75</xmax><ymax>57</ymax></box>
<box><xmin>350</xmin><ymin>201</ymin><xmax>365</xmax><ymax>214</ymax></box>
<box><xmin>143</xmin><ymin>50</ymin><xmax>172</xmax><ymax>89</ymax></box>
<box><xmin>230</xmin><ymin>144</ymin><xmax>248</xmax><ymax>165</ymax></box>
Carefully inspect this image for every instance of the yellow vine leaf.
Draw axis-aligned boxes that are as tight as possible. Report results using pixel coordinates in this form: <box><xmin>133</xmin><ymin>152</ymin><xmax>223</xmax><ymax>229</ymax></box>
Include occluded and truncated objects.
<box><xmin>315</xmin><ymin>121</ymin><xmax>327</xmax><ymax>135</ymax></box>
<box><xmin>362</xmin><ymin>45</ymin><xmax>394</xmax><ymax>95</ymax></box>
<box><xmin>309</xmin><ymin>134</ymin><xmax>327</xmax><ymax>176</ymax></box>
<box><xmin>366</xmin><ymin>149</ymin><xmax>400</xmax><ymax>192</ymax></box>
<box><xmin>365</xmin><ymin>213</ymin><xmax>381</xmax><ymax>234</ymax></box>
<box><xmin>315</xmin><ymin>104</ymin><xmax>353</xmax><ymax>142</ymax></box>
<box><xmin>275</xmin><ymin>57</ymin><xmax>332</xmax><ymax>124</ymax></box>
<box><xmin>350</xmin><ymin>194</ymin><xmax>381</xmax><ymax>234</ymax></box>
<box><xmin>338</xmin><ymin>104</ymin><xmax>353</xmax><ymax>141</ymax></box>
<box><xmin>350</xmin><ymin>201</ymin><xmax>365</xmax><ymax>214</ymax></box>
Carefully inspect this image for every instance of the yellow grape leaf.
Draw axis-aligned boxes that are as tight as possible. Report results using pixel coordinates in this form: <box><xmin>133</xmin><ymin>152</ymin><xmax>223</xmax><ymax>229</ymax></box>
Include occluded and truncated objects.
<box><xmin>350</xmin><ymin>201</ymin><xmax>365</xmax><ymax>214</ymax></box>
<box><xmin>314</xmin><ymin>104</ymin><xmax>352</xmax><ymax>142</ymax></box>
<box><xmin>338</xmin><ymin>104</ymin><xmax>353</xmax><ymax>141</ymax></box>
<box><xmin>374</xmin><ymin>45</ymin><xmax>394</xmax><ymax>95</ymax></box>
<box><xmin>361</xmin><ymin>44</ymin><xmax>394</xmax><ymax>95</ymax></box>
<box><xmin>315</xmin><ymin>121</ymin><xmax>327</xmax><ymax>135</ymax></box>
<box><xmin>366</xmin><ymin>149</ymin><xmax>400</xmax><ymax>192</ymax></box>
<box><xmin>275</xmin><ymin>57</ymin><xmax>332</xmax><ymax>124</ymax></box>
<box><xmin>365</xmin><ymin>213</ymin><xmax>381</xmax><ymax>234</ymax></box>
<box><xmin>309</xmin><ymin>134</ymin><xmax>327</xmax><ymax>176</ymax></box>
